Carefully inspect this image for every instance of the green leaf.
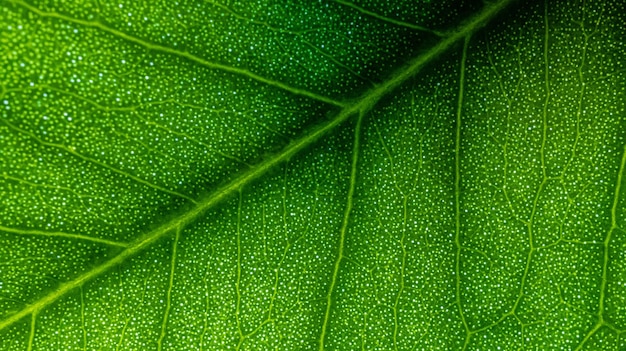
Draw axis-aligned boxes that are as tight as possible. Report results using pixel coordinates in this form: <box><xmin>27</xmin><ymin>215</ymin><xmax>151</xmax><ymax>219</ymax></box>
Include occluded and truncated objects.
<box><xmin>1</xmin><ymin>0</ymin><xmax>625</xmax><ymax>350</ymax></box>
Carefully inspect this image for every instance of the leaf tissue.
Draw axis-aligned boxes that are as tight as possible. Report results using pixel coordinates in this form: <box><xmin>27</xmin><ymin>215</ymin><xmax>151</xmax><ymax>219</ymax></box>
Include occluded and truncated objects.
<box><xmin>0</xmin><ymin>0</ymin><xmax>625</xmax><ymax>349</ymax></box>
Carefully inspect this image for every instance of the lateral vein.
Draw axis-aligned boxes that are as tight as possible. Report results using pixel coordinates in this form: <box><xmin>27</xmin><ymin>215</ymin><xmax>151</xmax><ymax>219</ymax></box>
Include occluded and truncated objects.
<box><xmin>456</xmin><ymin>35</ymin><xmax>471</xmax><ymax>350</ymax></box>
<box><xmin>318</xmin><ymin>112</ymin><xmax>363</xmax><ymax>351</ymax></box>
<box><xmin>0</xmin><ymin>118</ymin><xmax>198</xmax><ymax>204</ymax></box>
<box><xmin>7</xmin><ymin>0</ymin><xmax>345</xmax><ymax>108</ymax></box>
<box><xmin>235</xmin><ymin>191</ymin><xmax>245</xmax><ymax>350</ymax></box>
<box><xmin>574</xmin><ymin>144</ymin><xmax>626</xmax><ymax>350</ymax></box>
<box><xmin>157</xmin><ymin>226</ymin><xmax>181</xmax><ymax>351</ymax></box>
<box><xmin>0</xmin><ymin>225</ymin><xmax>128</xmax><ymax>248</ymax></box>
<box><xmin>330</xmin><ymin>0</ymin><xmax>445</xmax><ymax>36</ymax></box>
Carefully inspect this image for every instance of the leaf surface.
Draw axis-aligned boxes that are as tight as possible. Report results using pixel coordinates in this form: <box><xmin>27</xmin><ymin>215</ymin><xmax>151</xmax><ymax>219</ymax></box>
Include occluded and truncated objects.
<box><xmin>0</xmin><ymin>0</ymin><xmax>625</xmax><ymax>350</ymax></box>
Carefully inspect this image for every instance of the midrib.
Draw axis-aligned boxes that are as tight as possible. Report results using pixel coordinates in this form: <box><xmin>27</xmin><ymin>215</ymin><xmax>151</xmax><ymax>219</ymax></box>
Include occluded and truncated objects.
<box><xmin>0</xmin><ymin>0</ymin><xmax>516</xmax><ymax>332</ymax></box>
